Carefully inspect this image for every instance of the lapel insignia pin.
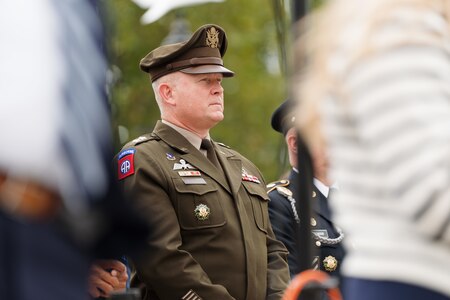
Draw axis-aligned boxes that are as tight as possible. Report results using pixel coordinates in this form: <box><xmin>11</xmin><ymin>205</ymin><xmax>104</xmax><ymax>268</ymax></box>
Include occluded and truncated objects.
<box><xmin>166</xmin><ymin>153</ymin><xmax>176</xmax><ymax>160</ymax></box>
<box><xmin>323</xmin><ymin>255</ymin><xmax>338</xmax><ymax>272</ymax></box>
<box><xmin>194</xmin><ymin>204</ymin><xmax>210</xmax><ymax>221</ymax></box>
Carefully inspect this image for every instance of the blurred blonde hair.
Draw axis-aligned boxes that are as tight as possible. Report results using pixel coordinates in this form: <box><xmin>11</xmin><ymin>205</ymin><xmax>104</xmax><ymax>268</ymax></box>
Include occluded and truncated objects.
<box><xmin>293</xmin><ymin>0</ymin><xmax>450</xmax><ymax>153</ymax></box>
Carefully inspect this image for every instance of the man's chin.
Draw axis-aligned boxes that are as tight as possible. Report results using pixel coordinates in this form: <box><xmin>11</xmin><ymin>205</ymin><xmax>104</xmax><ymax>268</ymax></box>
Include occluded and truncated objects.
<box><xmin>210</xmin><ymin>113</ymin><xmax>224</xmax><ymax>123</ymax></box>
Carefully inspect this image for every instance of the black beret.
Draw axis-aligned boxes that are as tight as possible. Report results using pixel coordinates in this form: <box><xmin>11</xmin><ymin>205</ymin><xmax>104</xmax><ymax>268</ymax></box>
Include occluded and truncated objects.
<box><xmin>140</xmin><ymin>24</ymin><xmax>235</xmax><ymax>82</ymax></box>
<box><xmin>271</xmin><ymin>99</ymin><xmax>297</xmax><ymax>135</ymax></box>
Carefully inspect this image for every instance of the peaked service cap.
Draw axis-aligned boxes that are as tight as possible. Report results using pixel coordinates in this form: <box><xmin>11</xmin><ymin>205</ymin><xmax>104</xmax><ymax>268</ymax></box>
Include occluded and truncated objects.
<box><xmin>271</xmin><ymin>99</ymin><xmax>297</xmax><ymax>136</ymax></box>
<box><xmin>140</xmin><ymin>24</ymin><xmax>235</xmax><ymax>82</ymax></box>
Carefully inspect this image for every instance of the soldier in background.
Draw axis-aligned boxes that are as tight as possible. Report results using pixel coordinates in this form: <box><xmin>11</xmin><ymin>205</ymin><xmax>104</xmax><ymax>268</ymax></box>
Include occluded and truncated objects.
<box><xmin>267</xmin><ymin>99</ymin><xmax>345</xmax><ymax>281</ymax></box>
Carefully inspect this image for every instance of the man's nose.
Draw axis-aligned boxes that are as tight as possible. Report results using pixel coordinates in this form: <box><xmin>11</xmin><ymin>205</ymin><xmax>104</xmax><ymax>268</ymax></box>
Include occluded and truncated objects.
<box><xmin>212</xmin><ymin>83</ymin><xmax>223</xmax><ymax>94</ymax></box>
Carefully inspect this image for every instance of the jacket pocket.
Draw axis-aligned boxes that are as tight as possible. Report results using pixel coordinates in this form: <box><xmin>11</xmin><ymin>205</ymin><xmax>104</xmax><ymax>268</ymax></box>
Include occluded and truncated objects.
<box><xmin>173</xmin><ymin>177</ymin><xmax>226</xmax><ymax>230</ymax></box>
<box><xmin>242</xmin><ymin>182</ymin><xmax>269</xmax><ymax>234</ymax></box>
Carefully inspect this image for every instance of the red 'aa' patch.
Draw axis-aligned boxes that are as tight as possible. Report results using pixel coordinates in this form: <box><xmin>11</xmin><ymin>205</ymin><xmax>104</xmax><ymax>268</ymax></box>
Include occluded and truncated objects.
<box><xmin>118</xmin><ymin>149</ymin><xmax>136</xmax><ymax>180</ymax></box>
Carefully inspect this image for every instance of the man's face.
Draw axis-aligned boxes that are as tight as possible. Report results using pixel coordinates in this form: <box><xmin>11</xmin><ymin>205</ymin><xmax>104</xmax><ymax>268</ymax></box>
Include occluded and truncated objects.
<box><xmin>172</xmin><ymin>72</ymin><xmax>225</xmax><ymax>132</ymax></box>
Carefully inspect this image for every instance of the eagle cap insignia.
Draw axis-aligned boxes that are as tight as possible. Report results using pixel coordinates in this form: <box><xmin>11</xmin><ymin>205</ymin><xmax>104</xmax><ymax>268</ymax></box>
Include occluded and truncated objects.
<box><xmin>194</xmin><ymin>204</ymin><xmax>210</xmax><ymax>221</ymax></box>
<box><xmin>206</xmin><ymin>27</ymin><xmax>219</xmax><ymax>48</ymax></box>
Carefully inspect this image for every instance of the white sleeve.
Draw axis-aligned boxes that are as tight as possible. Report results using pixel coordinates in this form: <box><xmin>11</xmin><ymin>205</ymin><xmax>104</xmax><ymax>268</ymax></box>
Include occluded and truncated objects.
<box><xmin>340</xmin><ymin>10</ymin><xmax>450</xmax><ymax>243</ymax></box>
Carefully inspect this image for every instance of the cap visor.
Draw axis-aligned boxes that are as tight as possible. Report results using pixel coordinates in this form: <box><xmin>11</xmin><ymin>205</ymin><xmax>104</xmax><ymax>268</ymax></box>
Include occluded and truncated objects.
<box><xmin>180</xmin><ymin>65</ymin><xmax>234</xmax><ymax>77</ymax></box>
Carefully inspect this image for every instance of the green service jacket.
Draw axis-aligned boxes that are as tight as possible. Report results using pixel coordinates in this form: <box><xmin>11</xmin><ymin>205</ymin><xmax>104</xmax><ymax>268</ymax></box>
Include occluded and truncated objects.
<box><xmin>118</xmin><ymin>121</ymin><xmax>289</xmax><ymax>300</ymax></box>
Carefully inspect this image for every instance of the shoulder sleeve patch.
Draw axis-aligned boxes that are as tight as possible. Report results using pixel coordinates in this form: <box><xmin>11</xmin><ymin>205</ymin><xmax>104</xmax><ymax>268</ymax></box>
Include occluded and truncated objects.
<box><xmin>118</xmin><ymin>148</ymin><xmax>136</xmax><ymax>180</ymax></box>
<box><xmin>266</xmin><ymin>179</ymin><xmax>290</xmax><ymax>194</ymax></box>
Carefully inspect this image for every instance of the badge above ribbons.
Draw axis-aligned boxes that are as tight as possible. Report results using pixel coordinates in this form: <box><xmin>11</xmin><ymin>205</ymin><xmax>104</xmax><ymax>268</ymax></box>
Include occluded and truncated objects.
<box><xmin>173</xmin><ymin>159</ymin><xmax>195</xmax><ymax>170</ymax></box>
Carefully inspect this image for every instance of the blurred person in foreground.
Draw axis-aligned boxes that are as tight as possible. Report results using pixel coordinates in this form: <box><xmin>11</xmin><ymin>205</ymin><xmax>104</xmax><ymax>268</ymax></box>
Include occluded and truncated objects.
<box><xmin>294</xmin><ymin>0</ymin><xmax>450</xmax><ymax>299</ymax></box>
<box><xmin>0</xmin><ymin>1</ymin><xmax>147</xmax><ymax>299</ymax></box>
<box><xmin>267</xmin><ymin>99</ymin><xmax>345</xmax><ymax>283</ymax></box>
<box><xmin>116</xmin><ymin>24</ymin><xmax>290</xmax><ymax>299</ymax></box>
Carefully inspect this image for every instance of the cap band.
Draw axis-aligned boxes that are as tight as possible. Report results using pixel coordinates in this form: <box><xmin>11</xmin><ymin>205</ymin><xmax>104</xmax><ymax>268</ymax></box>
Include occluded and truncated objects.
<box><xmin>167</xmin><ymin>57</ymin><xmax>224</xmax><ymax>70</ymax></box>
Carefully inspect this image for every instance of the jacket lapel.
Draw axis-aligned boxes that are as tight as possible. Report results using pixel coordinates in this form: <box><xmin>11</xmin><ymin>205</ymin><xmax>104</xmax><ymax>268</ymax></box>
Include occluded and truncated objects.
<box><xmin>215</xmin><ymin>144</ymin><xmax>242</xmax><ymax>197</ymax></box>
<box><xmin>180</xmin><ymin>151</ymin><xmax>231</xmax><ymax>193</ymax></box>
<box><xmin>313</xmin><ymin>187</ymin><xmax>333</xmax><ymax>223</ymax></box>
<box><xmin>153</xmin><ymin>121</ymin><xmax>232</xmax><ymax>193</ymax></box>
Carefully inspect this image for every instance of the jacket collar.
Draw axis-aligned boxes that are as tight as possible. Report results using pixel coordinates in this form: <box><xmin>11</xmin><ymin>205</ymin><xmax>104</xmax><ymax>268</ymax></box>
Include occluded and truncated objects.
<box><xmin>153</xmin><ymin>121</ymin><xmax>242</xmax><ymax>194</ymax></box>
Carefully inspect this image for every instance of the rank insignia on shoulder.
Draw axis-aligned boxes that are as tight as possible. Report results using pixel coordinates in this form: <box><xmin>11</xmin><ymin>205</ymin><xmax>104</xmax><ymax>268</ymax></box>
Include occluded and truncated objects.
<box><xmin>131</xmin><ymin>136</ymin><xmax>148</xmax><ymax>144</ymax></box>
<box><xmin>194</xmin><ymin>204</ymin><xmax>210</xmax><ymax>221</ymax></box>
<box><xmin>216</xmin><ymin>142</ymin><xmax>230</xmax><ymax>148</ymax></box>
<box><xmin>276</xmin><ymin>186</ymin><xmax>293</xmax><ymax>198</ymax></box>
<box><xmin>118</xmin><ymin>148</ymin><xmax>136</xmax><ymax>180</ymax></box>
<box><xmin>323</xmin><ymin>255</ymin><xmax>338</xmax><ymax>272</ymax></box>
<box><xmin>241</xmin><ymin>168</ymin><xmax>261</xmax><ymax>184</ymax></box>
<box><xmin>266</xmin><ymin>179</ymin><xmax>290</xmax><ymax>193</ymax></box>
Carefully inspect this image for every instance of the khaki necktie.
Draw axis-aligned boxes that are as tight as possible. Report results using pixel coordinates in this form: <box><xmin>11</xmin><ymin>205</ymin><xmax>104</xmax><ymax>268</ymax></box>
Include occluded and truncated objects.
<box><xmin>201</xmin><ymin>139</ymin><xmax>221</xmax><ymax>169</ymax></box>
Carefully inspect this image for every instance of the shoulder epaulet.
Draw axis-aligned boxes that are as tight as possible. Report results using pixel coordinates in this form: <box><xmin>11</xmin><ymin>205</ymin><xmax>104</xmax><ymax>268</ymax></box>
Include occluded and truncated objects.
<box><xmin>216</xmin><ymin>142</ymin><xmax>230</xmax><ymax>149</ymax></box>
<box><xmin>128</xmin><ymin>133</ymin><xmax>159</xmax><ymax>147</ymax></box>
<box><xmin>266</xmin><ymin>179</ymin><xmax>290</xmax><ymax>194</ymax></box>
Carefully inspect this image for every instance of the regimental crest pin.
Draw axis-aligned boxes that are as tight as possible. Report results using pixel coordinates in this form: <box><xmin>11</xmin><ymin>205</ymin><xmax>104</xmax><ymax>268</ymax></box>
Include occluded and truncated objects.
<box><xmin>194</xmin><ymin>204</ymin><xmax>210</xmax><ymax>221</ymax></box>
<box><xmin>166</xmin><ymin>153</ymin><xmax>176</xmax><ymax>160</ymax></box>
<box><xmin>323</xmin><ymin>255</ymin><xmax>338</xmax><ymax>272</ymax></box>
<box><xmin>206</xmin><ymin>27</ymin><xmax>219</xmax><ymax>48</ymax></box>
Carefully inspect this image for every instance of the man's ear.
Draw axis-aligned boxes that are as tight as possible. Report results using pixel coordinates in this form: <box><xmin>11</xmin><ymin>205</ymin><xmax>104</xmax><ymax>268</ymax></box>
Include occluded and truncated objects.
<box><xmin>158</xmin><ymin>83</ymin><xmax>175</xmax><ymax>105</ymax></box>
<box><xmin>286</xmin><ymin>130</ymin><xmax>298</xmax><ymax>155</ymax></box>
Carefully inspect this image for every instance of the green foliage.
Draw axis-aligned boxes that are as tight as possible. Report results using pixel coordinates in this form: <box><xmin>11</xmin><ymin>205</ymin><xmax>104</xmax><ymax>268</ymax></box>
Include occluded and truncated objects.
<box><xmin>106</xmin><ymin>0</ymin><xmax>304</xmax><ymax>182</ymax></box>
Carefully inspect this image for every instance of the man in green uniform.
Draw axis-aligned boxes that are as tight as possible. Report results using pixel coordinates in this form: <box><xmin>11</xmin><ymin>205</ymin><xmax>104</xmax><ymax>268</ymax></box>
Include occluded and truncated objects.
<box><xmin>117</xmin><ymin>24</ymin><xmax>290</xmax><ymax>300</ymax></box>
